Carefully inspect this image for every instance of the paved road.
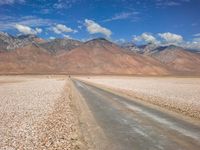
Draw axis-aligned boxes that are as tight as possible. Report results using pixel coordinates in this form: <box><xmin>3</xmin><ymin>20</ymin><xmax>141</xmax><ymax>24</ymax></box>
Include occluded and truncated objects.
<box><xmin>73</xmin><ymin>80</ymin><xmax>200</xmax><ymax>150</ymax></box>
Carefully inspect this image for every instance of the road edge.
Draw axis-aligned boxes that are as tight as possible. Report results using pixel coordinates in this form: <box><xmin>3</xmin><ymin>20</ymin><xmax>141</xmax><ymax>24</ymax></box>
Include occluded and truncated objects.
<box><xmin>68</xmin><ymin>78</ymin><xmax>111</xmax><ymax>150</ymax></box>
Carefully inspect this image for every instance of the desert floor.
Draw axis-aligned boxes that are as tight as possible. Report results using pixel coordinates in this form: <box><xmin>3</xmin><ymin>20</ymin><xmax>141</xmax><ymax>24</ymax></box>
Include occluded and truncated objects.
<box><xmin>76</xmin><ymin>76</ymin><xmax>200</xmax><ymax>119</ymax></box>
<box><xmin>1</xmin><ymin>75</ymin><xmax>200</xmax><ymax>150</ymax></box>
<box><xmin>0</xmin><ymin>75</ymin><xmax>84</xmax><ymax>150</ymax></box>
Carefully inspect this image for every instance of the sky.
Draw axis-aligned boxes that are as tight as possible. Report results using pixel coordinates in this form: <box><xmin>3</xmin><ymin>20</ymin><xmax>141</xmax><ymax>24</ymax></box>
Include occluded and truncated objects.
<box><xmin>0</xmin><ymin>0</ymin><xmax>200</xmax><ymax>49</ymax></box>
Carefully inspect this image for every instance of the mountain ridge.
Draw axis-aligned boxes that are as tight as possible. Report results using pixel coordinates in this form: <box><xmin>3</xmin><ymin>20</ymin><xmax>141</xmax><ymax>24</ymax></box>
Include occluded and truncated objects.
<box><xmin>0</xmin><ymin>32</ymin><xmax>200</xmax><ymax>75</ymax></box>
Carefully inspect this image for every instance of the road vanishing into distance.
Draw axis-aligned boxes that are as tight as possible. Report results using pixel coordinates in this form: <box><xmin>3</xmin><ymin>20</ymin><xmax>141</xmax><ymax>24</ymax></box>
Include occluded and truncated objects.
<box><xmin>73</xmin><ymin>80</ymin><xmax>200</xmax><ymax>150</ymax></box>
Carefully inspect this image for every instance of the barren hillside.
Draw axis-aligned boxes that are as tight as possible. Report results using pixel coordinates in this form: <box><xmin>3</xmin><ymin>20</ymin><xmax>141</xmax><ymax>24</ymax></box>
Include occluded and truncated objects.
<box><xmin>57</xmin><ymin>38</ymin><xmax>169</xmax><ymax>75</ymax></box>
<box><xmin>0</xmin><ymin>38</ymin><xmax>170</xmax><ymax>75</ymax></box>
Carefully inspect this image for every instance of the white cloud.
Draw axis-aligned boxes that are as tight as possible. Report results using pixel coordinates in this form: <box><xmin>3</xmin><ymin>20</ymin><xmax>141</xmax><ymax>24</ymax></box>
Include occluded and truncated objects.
<box><xmin>133</xmin><ymin>33</ymin><xmax>158</xmax><ymax>44</ymax></box>
<box><xmin>80</xmin><ymin>37</ymin><xmax>93</xmax><ymax>42</ymax></box>
<box><xmin>114</xmin><ymin>38</ymin><xmax>126</xmax><ymax>44</ymax></box>
<box><xmin>0</xmin><ymin>0</ymin><xmax>25</xmax><ymax>5</ymax></box>
<box><xmin>192</xmin><ymin>23</ymin><xmax>198</xmax><ymax>27</ymax></box>
<box><xmin>35</xmin><ymin>28</ymin><xmax>42</xmax><ymax>33</ymax></box>
<box><xmin>193</xmin><ymin>37</ymin><xmax>200</xmax><ymax>42</ymax></box>
<box><xmin>73</xmin><ymin>30</ymin><xmax>78</xmax><ymax>33</ymax></box>
<box><xmin>52</xmin><ymin>24</ymin><xmax>76</xmax><ymax>34</ymax></box>
<box><xmin>63</xmin><ymin>34</ymin><xmax>72</xmax><ymax>39</ymax></box>
<box><xmin>0</xmin><ymin>15</ymin><xmax>53</xmax><ymax>31</ymax></box>
<box><xmin>53</xmin><ymin>3</ymin><xmax>64</xmax><ymax>9</ymax></box>
<box><xmin>104</xmin><ymin>12</ymin><xmax>139</xmax><ymax>22</ymax></box>
<box><xmin>78</xmin><ymin>25</ymin><xmax>82</xmax><ymax>29</ymax></box>
<box><xmin>53</xmin><ymin>0</ymin><xmax>80</xmax><ymax>9</ymax></box>
<box><xmin>15</xmin><ymin>24</ymin><xmax>42</xmax><ymax>35</ymax></box>
<box><xmin>132</xmin><ymin>31</ymin><xmax>200</xmax><ymax>50</ymax></box>
<box><xmin>159</xmin><ymin>1</ymin><xmax>180</xmax><ymax>6</ymax></box>
<box><xmin>158</xmin><ymin>32</ymin><xmax>183</xmax><ymax>44</ymax></box>
<box><xmin>84</xmin><ymin>19</ymin><xmax>112</xmax><ymax>37</ymax></box>
<box><xmin>193</xmin><ymin>33</ymin><xmax>200</xmax><ymax>37</ymax></box>
<box><xmin>40</xmin><ymin>9</ymin><xmax>51</xmax><ymax>14</ymax></box>
<box><xmin>182</xmin><ymin>40</ymin><xmax>200</xmax><ymax>50</ymax></box>
<box><xmin>49</xmin><ymin>36</ymin><xmax>55</xmax><ymax>40</ymax></box>
<box><xmin>155</xmin><ymin>0</ymin><xmax>190</xmax><ymax>7</ymax></box>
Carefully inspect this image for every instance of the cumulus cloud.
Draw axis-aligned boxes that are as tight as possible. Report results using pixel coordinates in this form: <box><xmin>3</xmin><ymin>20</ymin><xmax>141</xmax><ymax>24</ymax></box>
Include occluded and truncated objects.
<box><xmin>15</xmin><ymin>24</ymin><xmax>42</xmax><ymax>35</ymax></box>
<box><xmin>158</xmin><ymin>32</ymin><xmax>183</xmax><ymax>44</ymax></box>
<box><xmin>0</xmin><ymin>0</ymin><xmax>25</xmax><ymax>5</ymax></box>
<box><xmin>84</xmin><ymin>19</ymin><xmax>112</xmax><ymax>37</ymax></box>
<box><xmin>158</xmin><ymin>32</ymin><xmax>200</xmax><ymax>50</ymax></box>
<box><xmin>133</xmin><ymin>33</ymin><xmax>158</xmax><ymax>44</ymax></box>
<box><xmin>133</xmin><ymin>31</ymin><xmax>200</xmax><ymax>50</ymax></box>
<box><xmin>52</xmin><ymin>24</ymin><xmax>76</xmax><ymax>34</ymax></box>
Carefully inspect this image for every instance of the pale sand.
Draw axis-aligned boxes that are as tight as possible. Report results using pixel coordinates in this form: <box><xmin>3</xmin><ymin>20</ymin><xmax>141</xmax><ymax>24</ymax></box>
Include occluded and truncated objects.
<box><xmin>77</xmin><ymin>76</ymin><xmax>200</xmax><ymax>119</ymax></box>
<box><xmin>0</xmin><ymin>76</ymin><xmax>83</xmax><ymax>150</ymax></box>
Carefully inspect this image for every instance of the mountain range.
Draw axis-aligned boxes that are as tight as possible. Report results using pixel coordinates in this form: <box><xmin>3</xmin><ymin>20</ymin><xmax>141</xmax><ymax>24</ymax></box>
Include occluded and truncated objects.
<box><xmin>0</xmin><ymin>32</ymin><xmax>200</xmax><ymax>75</ymax></box>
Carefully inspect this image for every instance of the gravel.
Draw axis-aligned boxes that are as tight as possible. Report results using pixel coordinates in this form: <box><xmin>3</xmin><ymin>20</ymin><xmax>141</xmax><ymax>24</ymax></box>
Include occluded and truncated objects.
<box><xmin>0</xmin><ymin>76</ymin><xmax>83</xmax><ymax>150</ymax></box>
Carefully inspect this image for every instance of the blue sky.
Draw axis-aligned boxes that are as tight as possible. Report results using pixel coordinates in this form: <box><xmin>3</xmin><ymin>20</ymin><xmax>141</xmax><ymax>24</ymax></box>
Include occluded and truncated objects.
<box><xmin>0</xmin><ymin>0</ymin><xmax>200</xmax><ymax>48</ymax></box>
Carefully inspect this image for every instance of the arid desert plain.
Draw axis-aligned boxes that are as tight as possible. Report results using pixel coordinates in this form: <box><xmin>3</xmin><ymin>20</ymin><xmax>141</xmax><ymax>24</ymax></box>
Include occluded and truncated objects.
<box><xmin>0</xmin><ymin>75</ymin><xmax>200</xmax><ymax>150</ymax></box>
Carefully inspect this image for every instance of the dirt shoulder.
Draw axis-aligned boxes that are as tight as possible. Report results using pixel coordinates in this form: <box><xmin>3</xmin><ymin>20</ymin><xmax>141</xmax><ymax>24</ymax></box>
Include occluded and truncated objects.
<box><xmin>32</xmin><ymin>81</ymin><xmax>86</xmax><ymax>150</ymax></box>
<box><xmin>68</xmin><ymin>79</ymin><xmax>111</xmax><ymax>150</ymax></box>
<box><xmin>0</xmin><ymin>76</ymin><xmax>85</xmax><ymax>150</ymax></box>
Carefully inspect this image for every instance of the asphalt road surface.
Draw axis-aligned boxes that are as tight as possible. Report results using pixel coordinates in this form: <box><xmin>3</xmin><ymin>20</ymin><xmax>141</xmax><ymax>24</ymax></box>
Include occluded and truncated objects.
<box><xmin>73</xmin><ymin>80</ymin><xmax>200</xmax><ymax>150</ymax></box>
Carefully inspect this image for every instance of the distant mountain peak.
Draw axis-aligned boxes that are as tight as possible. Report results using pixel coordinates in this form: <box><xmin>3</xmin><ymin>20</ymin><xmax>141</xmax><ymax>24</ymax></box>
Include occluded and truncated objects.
<box><xmin>17</xmin><ymin>34</ymin><xmax>37</xmax><ymax>39</ymax></box>
<box><xmin>0</xmin><ymin>32</ymin><xmax>9</xmax><ymax>36</ymax></box>
<box><xmin>86</xmin><ymin>37</ymin><xmax>111</xmax><ymax>43</ymax></box>
<box><xmin>120</xmin><ymin>42</ymin><xmax>141</xmax><ymax>53</ymax></box>
<box><xmin>0</xmin><ymin>33</ymin><xmax>41</xmax><ymax>51</ymax></box>
<box><xmin>0</xmin><ymin>32</ymin><xmax>15</xmax><ymax>39</ymax></box>
<box><xmin>84</xmin><ymin>38</ymin><xmax>113</xmax><ymax>47</ymax></box>
<box><xmin>166</xmin><ymin>44</ymin><xmax>182</xmax><ymax>49</ymax></box>
<box><xmin>91</xmin><ymin>37</ymin><xmax>108</xmax><ymax>41</ymax></box>
<box><xmin>39</xmin><ymin>38</ymin><xmax>82</xmax><ymax>53</ymax></box>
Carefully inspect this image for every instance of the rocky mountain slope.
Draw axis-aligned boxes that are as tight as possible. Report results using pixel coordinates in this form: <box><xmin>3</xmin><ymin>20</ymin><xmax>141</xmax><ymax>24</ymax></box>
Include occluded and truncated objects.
<box><xmin>149</xmin><ymin>45</ymin><xmax>200</xmax><ymax>74</ymax></box>
<box><xmin>0</xmin><ymin>32</ymin><xmax>200</xmax><ymax>75</ymax></box>
<box><xmin>0</xmin><ymin>43</ymin><xmax>56</xmax><ymax>74</ymax></box>
<box><xmin>39</xmin><ymin>38</ymin><xmax>82</xmax><ymax>53</ymax></box>
<box><xmin>0</xmin><ymin>37</ymin><xmax>169</xmax><ymax>75</ymax></box>
<box><xmin>122</xmin><ymin>42</ymin><xmax>200</xmax><ymax>74</ymax></box>
<box><xmin>56</xmin><ymin>38</ymin><xmax>169</xmax><ymax>75</ymax></box>
<box><xmin>122</xmin><ymin>43</ymin><xmax>159</xmax><ymax>54</ymax></box>
<box><xmin>0</xmin><ymin>32</ymin><xmax>43</xmax><ymax>51</ymax></box>
<box><xmin>121</xmin><ymin>42</ymin><xmax>141</xmax><ymax>53</ymax></box>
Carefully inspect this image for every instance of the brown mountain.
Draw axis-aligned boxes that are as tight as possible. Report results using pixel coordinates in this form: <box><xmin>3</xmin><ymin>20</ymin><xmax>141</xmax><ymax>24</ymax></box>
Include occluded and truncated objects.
<box><xmin>150</xmin><ymin>45</ymin><xmax>200</xmax><ymax>75</ymax></box>
<box><xmin>39</xmin><ymin>38</ymin><xmax>83</xmax><ymax>54</ymax></box>
<box><xmin>0</xmin><ymin>43</ymin><xmax>57</xmax><ymax>74</ymax></box>
<box><xmin>0</xmin><ymin>32</ymin><xmax>44</xmax><ymax>52</ymax></box>
<box><xmin>0</xmin><ymin>38</ymin><xmax>170</xmax><ymax>75</ymax></box>
<box><xmin>1</xmin><ymin>34</ymin><xmax>199</xmax><ymax>76</ymax></box>
<box><xmin>56</xmin><ymin>38</ymin><xmax>170</xmax><ymax>75</ymax></box>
